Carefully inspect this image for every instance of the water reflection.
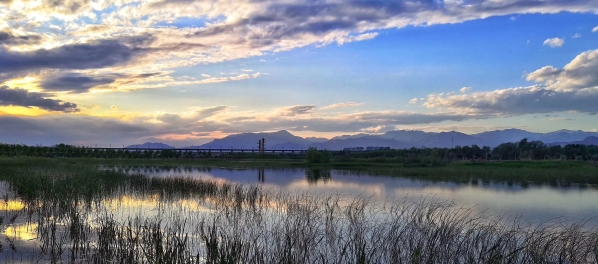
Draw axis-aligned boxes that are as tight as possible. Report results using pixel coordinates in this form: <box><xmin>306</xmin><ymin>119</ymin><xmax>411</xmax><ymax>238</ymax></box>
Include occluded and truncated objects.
<box><xmin>4</xmin><ymin>223</ymin><xmax>37</xmax><ymax>241</ymax></box>
<box><xmin>305</xmin><ymin>169</ymin><xmax>331</xmax><ymax>184</ymax></box>
<box><xmin>258</xmin><ymin>168</ymin><xmax>264</xmax><ymax>183</ymax></box>
<box><xmin>109</xmin><ymin>165</ymin><xmax>598</xmax><ymax>225</ymax></box>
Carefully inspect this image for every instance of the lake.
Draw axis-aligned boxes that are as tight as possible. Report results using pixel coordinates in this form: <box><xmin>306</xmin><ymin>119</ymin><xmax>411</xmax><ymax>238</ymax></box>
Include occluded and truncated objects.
<box><xmin>116</xmin><ymin>165</ymin><xmax>598</xmax><ymax>226</ymax></box>
<box><xmin>1</xmin><ymin>164</ymin><xmax>597</xmax><ymax>263</ymax></box>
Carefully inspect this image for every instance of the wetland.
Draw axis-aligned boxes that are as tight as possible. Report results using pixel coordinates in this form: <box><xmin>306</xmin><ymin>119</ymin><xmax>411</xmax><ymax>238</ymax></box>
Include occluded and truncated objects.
<box><xmin>0</xmin><ymin>157</ymin><xmax>597</xmax><ymax>263</ymax></box>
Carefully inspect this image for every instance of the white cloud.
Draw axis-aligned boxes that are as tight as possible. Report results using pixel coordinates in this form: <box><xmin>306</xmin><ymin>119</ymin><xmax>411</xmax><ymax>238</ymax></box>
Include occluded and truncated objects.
<box><xmin>573</xmin><ymin>33</ymin><xmax>581</xmax><ymax>38</ymax></box>
<box><xmin>321</xmin><ymin>102</ymin><xmax>363</xmax><ymax>110</ymax></box>
<box><xmin>460</xmin><ymin>87</ymin><xmax>472</xmax><ymax>93</ymax></box>
<box><xmin>423</xmin><ymin>49</ymin><xmax>598</xmax><ymax>116</ymax></box>
<box><xmin>526</xmin><ymin>49</ymin><xmax>598</xmax><ymax>92</ymax></box>
<box><xmin>114</xmin><ymin>73</ymin><xmax>263</xmax><ymax>91</ymax></box>
<box><xmin>408</xmin><ymin>98</ymin><xmax>419</xmax><ymax>104</ymax></box>
<box><xmin>593</xmin><ymin>26</ymin><xmax>598</xmax><ymax>32</ymax></box>
<box><xmin>525</xmin><ymin>66</ymin><xmax>562</xmax><ymax>83</ymax></box>
<box><xmin>360</xmin><ymin>125</ymin><xmax>386</xmax><ymax>133</ymax></box>
<box><xmin>424</xmin><ymin>86</ymin><xmax>598</xmax><ymax>115</ymax></box>
<box><xmin>543</xmin><ymin>38</ymin><xmax>564</xmax><ymax>48</ymax></box>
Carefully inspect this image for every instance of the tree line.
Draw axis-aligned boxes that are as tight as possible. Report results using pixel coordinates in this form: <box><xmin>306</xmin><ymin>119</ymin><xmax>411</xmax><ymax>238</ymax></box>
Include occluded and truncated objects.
<box><xmin>0</xmin><ymin>144</ymin><xmax>213</xmax><ymax>159</ymax></box>
<box><xmin>334</xmin><ymin>138</ymin><xmax>598</xmax><ymax>162</ymax></box>
<box><xmin>1</xmin><ymin>139</ymin><xmax>598</xmax><ymax>161</ymax></box>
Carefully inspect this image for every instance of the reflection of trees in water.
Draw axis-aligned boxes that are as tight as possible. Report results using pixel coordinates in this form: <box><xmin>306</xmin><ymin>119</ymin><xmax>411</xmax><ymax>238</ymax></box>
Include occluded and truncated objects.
<box><xmin>258</xmin><ymin>168</ymin><xmax>265</xmax><ymax>183</ymax></box>
<box><xmin>305</xmin><ymin>169</ymin><xmax>331</xmax><ymax>184</ymax></box>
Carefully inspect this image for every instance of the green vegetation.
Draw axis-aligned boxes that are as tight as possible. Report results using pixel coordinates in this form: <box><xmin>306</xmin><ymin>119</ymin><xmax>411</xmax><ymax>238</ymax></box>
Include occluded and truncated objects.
<box><xmin>0</xmin><ymin>160</ymin><xmax>597</xmax><ymax>263</ymax></box>
<box><xmin>306</xmin><ymin>147</ymin><xmax>331</xmax><ymax>163</ymax></box>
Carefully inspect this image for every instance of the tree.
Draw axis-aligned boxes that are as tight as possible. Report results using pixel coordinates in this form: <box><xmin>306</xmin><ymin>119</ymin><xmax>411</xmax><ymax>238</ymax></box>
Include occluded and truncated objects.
<box><xmin>306</xmin><ymin>147</ymin><xmax>330</xmax><ymax>163</ymax></box>
<box><xmin>481</xmin><ymin>146</ymin><xmax>491</xmax><ymax>160</ymax></box>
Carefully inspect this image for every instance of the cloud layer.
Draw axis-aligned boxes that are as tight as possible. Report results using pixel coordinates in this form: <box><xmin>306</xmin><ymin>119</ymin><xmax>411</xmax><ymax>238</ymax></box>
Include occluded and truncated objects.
<box><xmin>0</xmin><ymin>86</ymin><xmax>79</xmax><ymax>112</ymax></box>
<box><xmin>1</xmin><ymin>0</ymin><xmax>598</xmax><ymax>94</ymax></box>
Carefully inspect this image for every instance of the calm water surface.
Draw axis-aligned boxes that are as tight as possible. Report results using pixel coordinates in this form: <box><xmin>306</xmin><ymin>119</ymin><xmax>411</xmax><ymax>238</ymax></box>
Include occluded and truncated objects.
<box><xmin>120</xmin><ymin>166</ymin><xmax>598</xmax><ymax>225</ymax></box>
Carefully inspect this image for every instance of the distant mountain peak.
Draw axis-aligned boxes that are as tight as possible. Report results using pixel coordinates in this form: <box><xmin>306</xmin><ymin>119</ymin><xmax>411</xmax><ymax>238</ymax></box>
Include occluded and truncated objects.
<box><xmin>125</xmin><ymin>142</ymin><xmax>174</xmax><ymax>149</ymax></box>
<box><xmin>552</xmin><ymin>129</ymin><xmax>583</xmax><ymax>133</ymax></box>
<box><xmin>273</xmin><ymin>130</ymin><xmax>293</xmax><ymax>135</ymax></box>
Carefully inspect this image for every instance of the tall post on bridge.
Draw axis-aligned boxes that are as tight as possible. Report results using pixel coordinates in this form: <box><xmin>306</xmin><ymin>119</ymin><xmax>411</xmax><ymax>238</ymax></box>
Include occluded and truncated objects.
<box><xmin>258</xmin><ymin>138</ymin><xmax>266</xmax><ymax>153</ymax></box>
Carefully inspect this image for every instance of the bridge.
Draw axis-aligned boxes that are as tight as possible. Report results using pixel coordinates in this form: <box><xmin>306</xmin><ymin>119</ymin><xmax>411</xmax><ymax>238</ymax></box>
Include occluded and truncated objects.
<box><xmin>80</xmin><ymin>147</ymin><xmax>314</xmax><ymax>153</ymax></box>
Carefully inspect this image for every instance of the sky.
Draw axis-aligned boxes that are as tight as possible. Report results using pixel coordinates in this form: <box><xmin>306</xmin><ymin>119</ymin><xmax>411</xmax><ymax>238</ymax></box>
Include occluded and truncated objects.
<box><xmin>1</xmin><ymin>0</ymin><xmax>598</xmax><ymax>147</ymax></box>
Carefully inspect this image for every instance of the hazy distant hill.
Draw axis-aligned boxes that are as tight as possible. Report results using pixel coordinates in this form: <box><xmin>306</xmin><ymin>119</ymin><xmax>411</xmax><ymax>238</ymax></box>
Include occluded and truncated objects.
<box><xmin>188</xmin><ymin>129</ymin><xmax>598</xmax><ymax>150</ymax></box>
<box><xmin>414</xmin><ymin>131</ymin><xmax>479</xmax><ymax>148</ymax></box>
<box><xmin>303</xmin><ymin>137</ymin><xmax>329</xmax><ymax>143</ymax></box>
<box><xmin>200</xmin><ymin>130</ymin><xmax>311</xmax><ymax>150</ymax></box>
<box><xmin>540</xmin><ymin>130</ymin><xmax>598</xmax><ymax>143</ymax></box>
<box><xmin>380</xmin><ymin>130</ymin><xmax>431</xmax><ymax>142</ymax></box>
<box><xmin>473</xmin><ymin>129</ymin><xmax>598</xmax><ymax>146</ymax></box>
<box><xmin>125</xmin><ymin>142</ymin><xmax>174</xmax><ymax>149</ymax></box>
<box><xmin>548</xmin><ymin>136</ymin><xmax>598</xmax><ymax>146</ymax></box>
<box><xmin>310</xmin><ymin>137</ymin><xmax>411</xmax><ymax>150</ymax></box>
<box><xmin>473</xmin><ymin>129</ymin><xmax>541</xmax><ymax>147</ymax></box>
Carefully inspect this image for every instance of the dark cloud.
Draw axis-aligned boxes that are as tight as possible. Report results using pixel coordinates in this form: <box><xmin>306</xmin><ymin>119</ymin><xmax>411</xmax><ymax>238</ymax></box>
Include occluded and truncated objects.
<box><xmin>189</xmin><ymin>1</ymin><xmax>431</xmax><ymax>48</ymax></box>
<box><xmin>0</xmin><ymin>36</ymin><xmax>154</xmax><ymax>74</ymax></box>
<box><xmin>112</xmin><ymin>72</ymin><xmax>162</xmax><ymax>85</ymax></box>
<box><xmin>180</xmin><ymin>0</ymin><xmax>598</xmax><ymax>53</ymax></box>
<box><xmin>0</xmin><ymin>86</ymin><xmax>79</xmax><ymax>112</ymax></box>
<box><xmin>157</xmin><ymin>106</ymin><xmax>228</xmax><ymax>126</ymax></box>
<box><xmin>40</xmin><ymin>74</ymin><xmax>115</xmax><ymax>93</ymax></box>
<box><xmin>0</xmin><ymin>115</ymin><xmax>149</xmax><ymax>146</ymax></box>
<box><xmin>0</xmin><ymin>31</ymin><xmax>42</xmax><ymax>46</ymax></box>
<box><xmin>195</xmin><ymin>105</ymin><xmax>228</xmax><ymax>118</ymax></box>
<box><xmin>282</xmin><ymin>105</ymin><xmax>316</xmax><ymax>116</ymax></box>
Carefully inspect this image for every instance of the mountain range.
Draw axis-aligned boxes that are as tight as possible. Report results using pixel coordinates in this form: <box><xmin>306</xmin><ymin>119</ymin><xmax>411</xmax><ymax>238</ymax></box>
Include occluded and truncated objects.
<box><xmin>126</xmin><ymin>129</ymin><xmax>598</xmax><ymax>150</ymax></box>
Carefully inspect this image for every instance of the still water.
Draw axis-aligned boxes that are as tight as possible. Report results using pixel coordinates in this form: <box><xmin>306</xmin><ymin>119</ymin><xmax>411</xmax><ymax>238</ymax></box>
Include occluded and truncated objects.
<box><xmin>121</xmin><ymin>166</ymin><xmax>598</xmax><ymax>225</ymax></box>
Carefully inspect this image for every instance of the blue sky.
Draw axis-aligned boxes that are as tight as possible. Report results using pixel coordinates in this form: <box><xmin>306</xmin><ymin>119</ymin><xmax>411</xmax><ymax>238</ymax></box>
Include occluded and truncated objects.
<box><xmin>1</xmin><ymin>0</ymin><xmax>598</xmax><ymax>146</ymax></box>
